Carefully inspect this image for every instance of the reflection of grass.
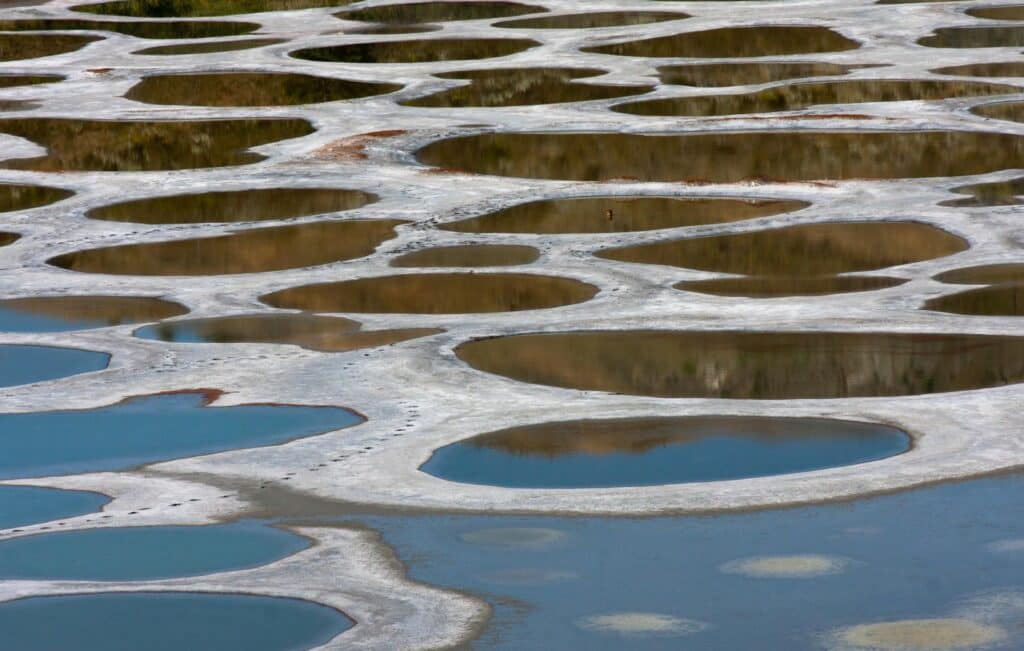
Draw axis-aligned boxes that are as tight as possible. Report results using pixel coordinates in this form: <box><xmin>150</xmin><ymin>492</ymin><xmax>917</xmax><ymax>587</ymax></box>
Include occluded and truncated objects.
<box><xmin>0</xmin><ymin>184</ymin><xmax>72</xmax><ymax>214</ymax></box>
<box><xmin>77</xmin><ymin>0</ymin><xmax>347</xmax><ymax>17</ymax></box>
<box><xmin>585</xmin><ymin>26</ymin><xmax>859</xmax><ymax>58</ymax></box>
<box><xmin>0</xmin><ymin>18</ymin><xmax>256</xmax><ymax>39</ymax></box>
<box><xmin>126</xmin><ymin>72</ymin><xmax>401</xmax><ymax>107</ymax></box>
<box><xmin>339</xmin><ymin>1</ymin><xmax>543</xmax><ymax>24</ymax></box>
<box><xmin>0</xmin><ymin>34</ymin><xmax>100</xmax><ymax>61</ymax></box>
<box><xmin>295</xmin><ymin>38</ymin><xmax>537</xmax><ymax>64</ymax></box>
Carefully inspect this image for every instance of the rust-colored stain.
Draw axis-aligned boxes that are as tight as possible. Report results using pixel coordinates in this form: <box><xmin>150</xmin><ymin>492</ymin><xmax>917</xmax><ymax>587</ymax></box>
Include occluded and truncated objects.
<box><xmin>312</xmin><ymin>129</ymin><xmax>407</xmax><ymax>161</ymax></box>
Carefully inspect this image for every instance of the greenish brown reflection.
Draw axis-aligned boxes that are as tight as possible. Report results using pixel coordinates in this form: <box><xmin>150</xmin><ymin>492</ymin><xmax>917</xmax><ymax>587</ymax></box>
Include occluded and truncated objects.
<box><xmin>443</xmin><ymin>197</ymin><xmax>808</xmax><ymax>235</ymax></box>
<box><xmin>391</xmin><ymin>244</ymin><xmax>539</xmax><ymax>267</ymax></box>
<box><xmin>76</xmin><ymin>0</ymin><xmax>349</xmax><ymax>18</ymax></box>
<box><xmin>134</xmin><ymin>38</ymin><xmax>284</xmax><ymax>55</ymax></box>
<box><xmin>87</xmin><ymin>188</ymin><xmax>375</xmax><ymax>225</ymax></box>
<box><xmin>967</xmin><ymin>5</ymin><xmax>1024</xmax><ymax>20</ymax></box>
<box><xmin>263</xmin><ymin>273</ymin><xmax>597</xmax><ymax>313</ymax></box>
<box><xmin>658</xmin><ymin>62</ymin><xmax>857</xmax><ymax>87</ymax></box>
<box><xmin>935</xmin><ymin>264</ymin><xmax>1024</xmax><ymax>285</ymax></box>
<box><xmin>973</xmin><ymin>101</ymin><xmax>1024</xmax><ymax>124</ymax></box>
<box><xmin>0</xmin><ymin>233</ymin><xmax>19</xmax><ymax>247</ymax></box>
<box><xmin>0</xmin><ymin>118</ymin><xmax>314</xmax><ymax>171</ymax></box>
<box><xmin>0</xmin><ymin>296</ymin><xmax>188</xmax><ymax>327</ymax></box>
<box><xmin>0</xmin><ymin>184</ymin><xmax>72</xmax><ymax>213</ymax></box>
<box><xmin>344</xmin><ymin>23</ymin><xmax>438</xmax><ymax>34</ymax></box>
<box><xmin>416</xmin><ymin>131</ymin><xmax>1024</xmax><ymax>183</ymax></box>
<box><xmin>494</xmin><ymin>11</ymin><xmax>686</xmax><ymax>29</ymax></box>
<box><xmin>599</xmin><ymin>222</ymin><xmax>966</xmax><ymax>274</ymax></box>
<box><xmin>292</xmin><ymin>38</ymin><xmax>538</xmax><ymax>63</ymax></box>
<box><xmin>125</xmin><ymin>72</ymin><xmax>401</xmax><ymax>107</ymax></box>
<box><xmin>338</xmin><ymin>2</ymin><xmax>544</xmax><ymax>24</ymax></box>
<box><xmin>676</xmin><ymin>275</ymin><xmax>907</xmax><ymax>297</ymax></box>
<box><xmin>137</xmin><ymin>313</ymin><xmax>441</xmax><ymax>351</ymax></box>
<box><xmin>0</xmin><ymin>75</ymin><xmax>62</xmax><ymax>89</ymax></box>
<box><xmin>925</xmin><ymin>285</ymin><xmax>1024</xmax><ymax>316</ymax></box>
<box><xmin>582</xmin><ymin>26</ymin><xmax>859</xmax><ymax>59</ymax></box>
<box><xmin>919</xmin><ymin>26</ymin><xmax>1024</xmax><ymax>48</ymax></box>
<box><xmin>455</xmin><ymin>330</ymin><xmax>1024</xmax><ymax>398</ymax></box>
<box><xmin>0</xmin><ymin>101</ymin><xmax>35</xmax><ymax>112</ymax></box>
<box><xmin>403</xmin><ymin>68</ymin><xmax>652</xmax><ymax>108</ymax></box>
<box><xmin>0</xmin><ymin>34</ymin><xmax>101</xmax><ymax>61</ymax></box>
<box><xmin>942</xmin><ymin>177</ymin><xmax>1024</xmax><ymax>207</ymax></box>
<box><xmin>933</xmin><ymin>62</ymin><xmax>1024</xmax><ymax>78</ymax></box>
<box><xmin>0</xmin><ymin>18</ymin><xmax>258</xmax><ymax>39</ymax></box>
<box><xmin>615</xmin><ymin>79</ymin><xmax>1017</xmax><ymax>117</ymax></box>
<box><xmin>49</xmin><ymin>219</ymin><xmax>405</xmax><ymax>275</ymax></box>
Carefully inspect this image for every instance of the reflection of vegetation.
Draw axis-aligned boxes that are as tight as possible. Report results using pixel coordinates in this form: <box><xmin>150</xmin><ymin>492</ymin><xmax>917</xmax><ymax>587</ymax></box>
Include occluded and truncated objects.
<box><xmin>88</xmin><ymin>188</ymin><xmax>375</xmax><ymax>224</ymax></box>
<box><xmin>494</xmin><ymin>11</ymin><xmax>685</xmax><ymax>29</ymax></box>
<box><xmin>933</xmin><ymin>61</ymin><xmax>1024</xmax><ymax>77</ymax></box>
<box><xmin>925</xmin><ymin>284</ymin><xmax>1024</xmax><ymax>316</ymax></box>
<box><xmin>144</xmin><ymin>314</ymin><xmax>440</xmax><ymax>352</ymax></box>
<box><xmin>392</xmin><ymin>244</ymin><xmax>538</xmax><ymax>267</ymax></box>
<box><xmin>443</xmin><ymin>197</ymin><xmax>807</xmax><ymax>234</ymax></box>
<box><xmin>294</xmin><ymin>38</ymin><xmax>537</xmax><ymax>63</ymax></box>
<box><xmin>658</xmin><ymin>62</ymin><xmax>854</xmax><ymax>87</ymax></box>
<box><xmin>456</xmin><ymin>330</ymin><xmax>1024</xmax><ymax>398</ymax></box>
<box><xmin>0</xmin><ymin>75</ymin><xmax>63</xmax><ymax>89</ymax></box>
<box><xmin>0</xmin><ymin>34</ymin><xmax>100</xmax><ymax>61</ymax></box>
<box><xmin>126</xmin><ymin>72</ymin><xmax>401</xmax><ymax>107</ymax></box>
<box><xmin>134</xmin><ymin>38</ymin><xmax>284</xmax><ymax>55</ymax></box>
<box><xmin>263</xmin><ymin>273</ymin><xmax>597</xmax><ymax>313</ymax></box>
<box><xmin>920</xmin><ymin>26</ymin><xmax>1024</xmax><ymax>48</ymax></box>
<box><xmin>0</xmin><ymin>184</ymin><xmax>72</xmax><ymax>213</ymax></box>
<box><xmin>1</xmin><ymin>296</ymin><xmax>187</xmax><ymax>325</ymax></box>
<box><xmin>599</xmin><ymin>222</ymin><xmax>967</xmax><ymax>274</ymax></box>
<box><xmin>404</xmin><ymin>68</ymin><xmax>652</xmax><ymax>108</ymax></box>
<box><xmin>973</xmin><ymin>101</ymin><xmax>1024</xmax><ymax>124</ymax></box>
<box><xmin>0</xmin><ymin>233</ymin><xmax>19</xmax><ymax>247</ymax></box>
<box><xmin>417</xmin><ymin>131</ymin><xmax>1024</xmax><ymax>182</ymax></box>
<box><xmin>0</xmin><ymin>118</ymin><xmax>314</xmax><ymax>171</ymax></box>
<box><xmin>583</xmin><ymin>26</ymin><xmax>859</xmax><ymax>58</ymax></box>
<box><xmin>77</xmin><ymin>0</ymin><xmax>348</xmax><ymax>18</ymax></box>
<box><xmin>49</xmin><ymin>219</ymin><xmax>405</xmax><ymax>275</ymax></box>
<box><xmin>617</xmin><ymin>79</ymin><xmax>1017</xmax><ymax>117</ymax></box>
<box><xmin>942</xmin><ymin>177</ymin><xmax>1024</xmax><ymax>207</ymax></box>
<box><xmin>966</xmin><ymin>5</ymin><xmax>1024</xmax><ymax>20</ymax></box>
<box><xmin>464</xmin><ymin>416</ymin><xmax>896</xmax><ymax>457</ymax></box>
<box><xmin>676</xmin><ymin>275</ymin><xmax>906</xmax><ymax>297</ymax></box>
<box><xmin>339</xmin><ymin>1</ymin><xmax>543</xmax><ymax>24</ymax></box>
<box><xmin>935</xmin><ymin>264</ymin><xmax>1024</xmax><ymax>286</ymax></box>
<box><xmin>0</xmin><ymin>18</ymin><xmax>257</xmax><ymax>38</ymax></box>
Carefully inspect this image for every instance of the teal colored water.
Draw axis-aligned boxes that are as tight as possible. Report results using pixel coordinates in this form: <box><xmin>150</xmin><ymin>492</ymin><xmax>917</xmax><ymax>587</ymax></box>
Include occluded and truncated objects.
<box><xmin>0</xmin><ymin>522</ymin><xmax>308</xmax><ymax>580</ymax></box>
<box><xmin>0</xmin><ymin>392</ymin><xmax>361</xmax><ymax>478</ymax></box>
<box><xmin>0</xmin><ymin>344</ymin><xmax>109</xmax><ymax>387</ymax></box>
<box><xmin>363</xmin><ymin>474</ymin><xmax>1024</xmax><ymax>649</ymax></box>
<box><xmin>0</xmin><ymin>486</ymin><xmax>108</xmax><ymax>529</ymax></box>
<box><xmin>0</xmin><ymin>592</ymin><xmax>352</xmax><ymax>651</ymax></box>
<box><xmin>422</xmin><ymin>417</ymin><xmax>910</xmax><ymax>488</ymax></box>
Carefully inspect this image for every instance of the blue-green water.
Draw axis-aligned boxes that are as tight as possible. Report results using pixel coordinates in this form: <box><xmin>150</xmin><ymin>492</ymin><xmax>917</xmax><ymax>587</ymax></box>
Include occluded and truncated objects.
<box><xmin>0</xmin><ymin>392</ymin><xmax>362</xmax><ymax>478</ymax></box>
<box><xmin>0</xmin><ymin>592</ymin><xmax>352</xmax><ymax>651</ymax></box>
<box><xmin>0</xmin><ymin>522</ymin><xmax>308</xmax><ymax>580</ymax></box>
<box><xmin>362</xmin><ymin>474</ymin><xmax>1024</xmax><ymax>650</ymax></box>
<box><xmin>422</xmin><ymin>417</ymin><xmax>910</xmax><ymax>488</ymax></box>
<box><xmin>0</xmin><ymin>344</ymin><xmax>109</xmax><ymax>387</ymax></box>
<box><xmin>0</xmin><ymin>486</ymin><xmax>109</xmax><ymax>529</ymax></box>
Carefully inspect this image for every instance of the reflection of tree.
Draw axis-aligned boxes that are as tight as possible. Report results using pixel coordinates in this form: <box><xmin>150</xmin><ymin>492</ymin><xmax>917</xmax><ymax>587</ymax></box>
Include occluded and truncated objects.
<box><xmin>585</xmin><ymin>26</ymin><xmax>858</xmax><ymax>58</ymax></box>
<box><xmin>443</xmin><ymin>197</ymin><xmax>807</xmax><ymax>234</ymax></box>
<box><xmin>89</xmin><ymin>188</ymin><xmax>375</xmax><ymax>225</ymax></box>
<box><xmin>147</xmin><ymin>314</ymin><xmax>440</xmax><ymax>352</ymax></box>
<box><xmin>934</xmin><ymin>61</ymin><xmax>1024</xmax><ymax>79</ymax></box>
<box><xmin>658</xmin><ymin>62</ymin><xmax>853</xmax><ymax>88</ymax></box>
<box><xmin>296</xmin><ymin>38</ymin><xmax>537</xmax><ymax>64</ymax></box>
<box><xmin>405</xmin><ymin>68</ymin><xmax>651</xmax><ymax>108</ymax></box>
<box><xmin>264</xmin><ymin>273</ymin><xmax>597</xmax><ymax>313</ymax></box>
<box><xmin>418</xmin><ymin>131</ymin><xmax>1024</xmax><ymax>183</ymax></box>
<box><xmin>50</xmin><ymin>219</ymin><xmax>405</xmax><ymax>275</ymax></box>
<box><xmin>0</xmin><ymin>118</ymin><xmax>314</xmax><ymax>171</ymax></box>
<box><xmin>0</xmin><ymin>184</ymin><xmax>72</xmax><ymax>214</ymax></box>
<box><xmin>0</xmin><ymin>18</ymin><xmax>256</xmax><ymax>38</ymax></box>
<box><xmin>1</xmin><ymin>296</ymin><xmax>187</xmax><ymax>326</ymax></box>
<box><xmin>0</xmin><ymin>34</ymin><xmax>100</xmax><ymax>61</ymax></box>
<box><xmin>618</xmin><ymin>79</ymin><xmax>1017</xmax><ymax>117</ymax></box>
<box><xmin>456</xmin><ymin>331</ymin><xmax>1024</xmax><ymax>398</ymax></box>
<box><xmin>78</xmin><ymin>0</ymin><xmax>346</xmax><ymax>18</ymax></box>
<box><xmin>126</xmin><ymin>73</ymin><xmax>401</xmax><ymax>107</ymax></box>
<box><xmin>925</xmin><ymin>285</ymin><xmax>1024</xmax><ymax>316</ymax></box>
<box><xmin>943</xmin><ymin>176</ymin><xmax>1024</xmax><ymax>207</ymax></box>
<box><xmin>599</xmin><ymin>222</ymin><xmax>967</xmax><ymax>274</ymax></box>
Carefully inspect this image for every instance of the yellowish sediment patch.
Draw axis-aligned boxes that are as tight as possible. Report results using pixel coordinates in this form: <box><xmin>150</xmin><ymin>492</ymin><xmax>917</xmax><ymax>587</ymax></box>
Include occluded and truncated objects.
<box><xmin>835</xmin><ymin>618</ymin><xmax>1006</xmax><ymax>650</ymax></box>
<box><xmin>721</xmin><ymin>554</ymin><xmax>847</xmax><ymax>578</ymax></box>
<box><xmin>577</xmin><ymin>612</ymin><xmax>708</xmax><ymax>635</ymax></box>
<box><xmin>459</xmin><ymin>527</ymin><xmax>565</xmax><ymax>547</ymax></box>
